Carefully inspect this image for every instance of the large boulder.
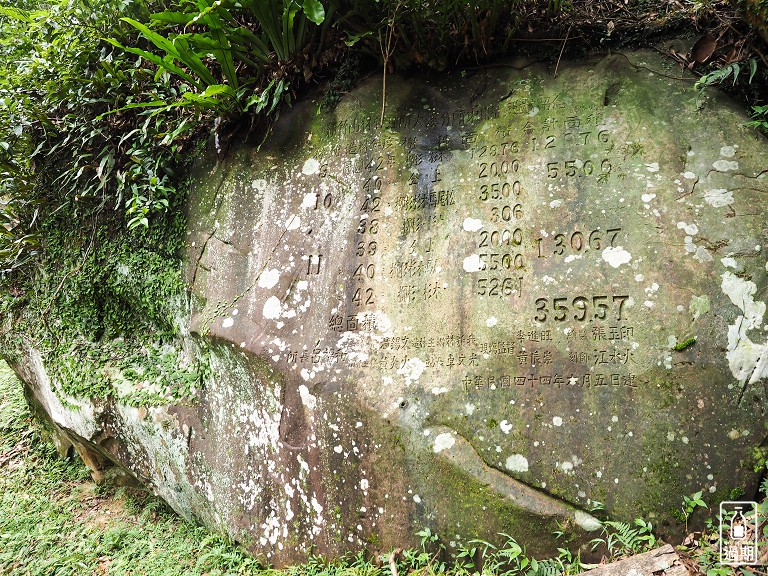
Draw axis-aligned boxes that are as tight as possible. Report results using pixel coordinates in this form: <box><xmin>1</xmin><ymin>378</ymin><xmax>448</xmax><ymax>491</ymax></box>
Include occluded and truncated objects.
<box><xmin>11</xmin><ymin>49</ymin><xmax>768</xmax><ymax>565</ymax></box>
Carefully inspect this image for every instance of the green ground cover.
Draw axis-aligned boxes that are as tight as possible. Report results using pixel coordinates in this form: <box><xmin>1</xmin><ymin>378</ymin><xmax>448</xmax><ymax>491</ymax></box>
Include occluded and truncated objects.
<box><xmin>0</xmin><ymin>361</ymin><xmax>266</xmax><ymax>575</ymax></box>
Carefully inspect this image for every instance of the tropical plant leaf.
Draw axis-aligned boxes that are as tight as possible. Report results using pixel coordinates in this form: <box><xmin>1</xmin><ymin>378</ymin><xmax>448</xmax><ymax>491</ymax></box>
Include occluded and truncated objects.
<box><xmin>150</xmin><ymin>11</ymin><xmax>197</xmax><ymax>25</ymax></box>
<box><xmin>209</xmin><ymin>27</ymin><xmax>239</xmax><ymax>90</ymax></box>
<box><xmin>302</xmin><ymin>0</ymin><xmax>325</xmax><ymax>24</ymax></box>
<box><xmin>104</xmin><ymin>38</ymin><xmax>203</xmax><ymax>90</ymax></box>
<box><xmin>345</xmin><ymin>30</ymin><xmax>372</xmax><ymax>47</ymax></box>
<box><xmin>171</xmin><ymin>35</ymin><xmax>218</xmax><ymax>86</ymax></box>
<box><xmin>121</xmin><ymin>17</ymin><xmax>184</xmax><ymax>61</ymax></box>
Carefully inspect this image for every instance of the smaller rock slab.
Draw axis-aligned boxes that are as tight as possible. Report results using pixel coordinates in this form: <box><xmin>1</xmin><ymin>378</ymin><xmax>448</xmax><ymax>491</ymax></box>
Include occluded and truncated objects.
<box><xmin>578</xmin><ymin>545</ymin><xmax>689</xmax><ymax>576</ymax></box>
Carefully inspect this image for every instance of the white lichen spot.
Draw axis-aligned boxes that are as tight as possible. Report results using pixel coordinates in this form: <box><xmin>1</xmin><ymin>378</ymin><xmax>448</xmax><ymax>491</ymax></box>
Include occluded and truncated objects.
<box><xmin>465</xmin><ymin>403</ymin><xmax>476</xmax><ymax>416</ymax></box>
<box><xmin>285</xmin><ymin>216</ymin><xmax>301</xmax><ymax>231</ymax></box>
<box><xmin>298</xmin><ymin>384</ymin><xmax>317</xmax><ymax>410</ymax></box>
<box><xmin>360</xmin><ymin>478</ymin><xmax>369</xmax><ymax>490</ymax></box>
<box><xmin>723</xmin><ymin>272</ymin><xmax>765</xmax><ymax>328</ymax></box>
<box><xmin>413</xmin><ymin>495</ymin><xmax>422</xmax><ymax>503</ymax></box>
<box><xmin>505</xmin><ymin>454</ymin><xmax>529</xmax><ymax>472</ymax></box>
<box><xmin>397</xmin><ymin>357</ymin><xmax>427</xmax><ymax>385</ymax></box>
<box><xmin>301</xmin><ymin>192</ymin><xmax>316</xmax><ymax>209</ymax></box>
<box><xmin>683</xmin><ymin>171</ymin><xmax>697</xmax><ymax>179</ymax></box>
<box><xmin>684</xmin><ymin>223</ymin><xmax>699</xmax><ymax>235</ymax></box>
<box><xmin>635</xmin><ymin>274</ymin><xmax>644</xmax><ymax>282</ymax></box>
<box><xmin>721</xmin><ymin>257</ymin><xmax>738</xmax><ymax>269</ymax></box>
<box><xmin>645</xmin><ymin>163</ymin><xmax>659</xmax><ymax>172</ymax></box>
<box><xmin>300</xmin><ymin>368</ymin><xmax>315</xmax><ymax>381</ymax></box>
<box><xmin>720</xmin><ymin>145</ymin><xmax>736</xmax><ymax>157</ymax></box>
<box><xmin>500</xmin><ymin>420</ymin><xmax>513</xmax><ymax>434</ymax></box>
<box><xmin>602</xmin><ymin>246</ymin><xmax>632</xmax><ymax>268</ymax></box>
<box><xmin>463</xmin><ymin>217</ymin><xmax>483</xmax><ymax>232</ymax></box>
<box><xmin>222</xmin><ymin>317</ymin><xmax>234</xmax><ymax>328</ymax></box>
<box><xmin>611</xmin><ymin>415</ymin><xmax>619</xmax><ymax>422</ymax></box>
<box><xmin>728</xmin><ymin>429</ymin><xmax>740</xmax><ymax>440</ymax></box>
<box><xmin>721</xmin><ymin>272</ymin><xmax>768</xmax><ymax>384</ymax></box>
<box><xmin>552</xmin><ymin>416</ymin><xmax>563</xmax><ymax>427</ymax></box>
<box><xmin>433</xmin><ymin>432</ymin><xmax>455</xmax><ymax>453</ymax></box>
<box><xmin>641</xmin><ymin>193</ymin><xmax>656</xmax><ymax>202</ymax></box>
<box><xmin>463</xmin><ymin>254</ymin><xmax>483</xmax><ymax>273</ymax></box>
<box><xmin>713</xmin><ymin>159</ymin><xmax>738</xmax><ymax>172</ymax></box>
<box><xmin>334</xmin><ymin>445</ymin><xmax>343</xmax><ymax>453</ymax></box>
<box><xmin>574</xmin><ymin>511</ymin><xmax>602</xmax><ymax>531</ymax></box>
<box><xmin>694</xmin><ymin>246</ymin><xmax>713</xmax><ymax>263</ymax></box>
<box><xmin>259</xmin><ymin>268</ymin><xmax>281</xmax><ymax>289</ymax></box>
<box><xmin>486</xmin><ymin>316</ymin><xmax>499</xmax><ymax>327</ymax></box>
<box><xmin>549</xmin><ymin>199</ymin><xmax>563</xmax><ymax>208</ymax></box>
<box><xmin>704</xmin><ymin>188</ymin><xmax>734</xmax><ymax>208</ymax></box>
<box><xmin>263</xmin><ymin>296</ymin><xmax>282</xmax><ymax>319</ymax></box>
<box><xmin>302</xmin><ymin>158</ymin><xmax>320</xmax><ymax>175</ymax></box>
<box><xmin>431</xmin><ymin>386</ymin><xmax>448</xmax><ymax>395</ymax></box>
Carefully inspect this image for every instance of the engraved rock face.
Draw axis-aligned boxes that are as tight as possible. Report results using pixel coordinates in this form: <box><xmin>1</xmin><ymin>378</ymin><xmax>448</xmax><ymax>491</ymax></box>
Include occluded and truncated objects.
<box><xmin>182</xmin><ymin>51</ymin><xmax>768</xmax><ymax>561</ymax></box>
<box><xmin>17</xmin><ymin>50</ymin><xmax>768</xmax><ymax>565</ymax></box>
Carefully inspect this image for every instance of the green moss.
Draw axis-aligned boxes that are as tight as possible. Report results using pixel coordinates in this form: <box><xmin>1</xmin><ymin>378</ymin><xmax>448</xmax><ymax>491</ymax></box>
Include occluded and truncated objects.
<box><xmin>729</xmin><ymin>486</ymin><xmax>746</xmax><ymax>500</ymax></box>
<box><xmin>0</xmin><ymin>184</ymin><xmax>199</xmax><ymax>407</ymax></box>
<box><xmin>668</xmin><ymin>506</ymin><xmax>686</xmax><ymax>523</ymax></box>
<box><xmin>751</xmin><ymin>445</ymin><xmax>768</xmax><ymax>472</ymax></box>
<box><xmin>673</xmin><ymin>337</ymin><xmax>696</xmax><ymax>351</ymax></box>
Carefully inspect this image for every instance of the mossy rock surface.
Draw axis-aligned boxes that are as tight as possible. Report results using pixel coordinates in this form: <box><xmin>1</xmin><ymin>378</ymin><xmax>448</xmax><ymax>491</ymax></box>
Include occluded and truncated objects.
<box><xmin>12</xmin><ymin>48</ymin><xmax>768</xmax><ymax>565</ymax></box>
